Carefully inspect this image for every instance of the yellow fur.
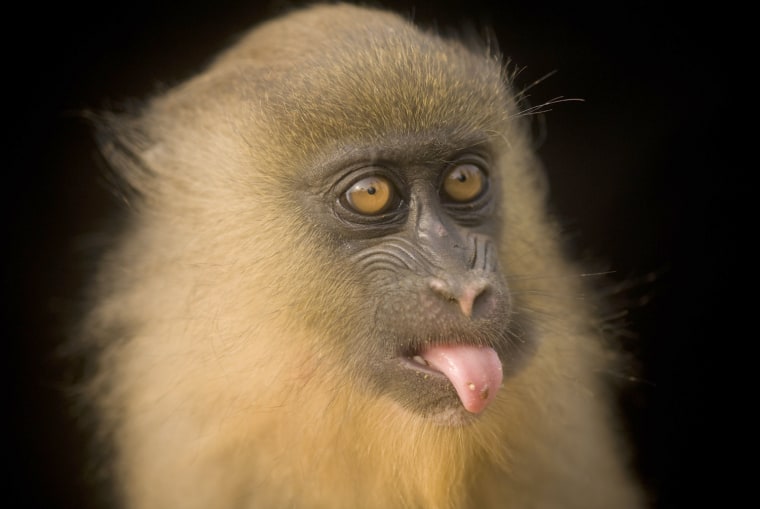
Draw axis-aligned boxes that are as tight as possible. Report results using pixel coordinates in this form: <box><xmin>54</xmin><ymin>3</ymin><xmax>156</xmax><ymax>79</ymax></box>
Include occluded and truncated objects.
<box><xmin>82</xmin><ymin>3</ymin><xmax>645</xmax><ymax>508</ymax></box>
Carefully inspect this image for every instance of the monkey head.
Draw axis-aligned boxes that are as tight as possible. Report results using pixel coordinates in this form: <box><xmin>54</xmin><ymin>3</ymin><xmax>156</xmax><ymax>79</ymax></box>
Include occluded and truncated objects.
<box><xmin>85</xmin><ymin>5</ymin><xmax>646</xmax><ymax>509</ymax></box>
<box><xmin>98</xmin><ymin>5</ymin><xmax>541</xmax><ymax>428</ymax></box>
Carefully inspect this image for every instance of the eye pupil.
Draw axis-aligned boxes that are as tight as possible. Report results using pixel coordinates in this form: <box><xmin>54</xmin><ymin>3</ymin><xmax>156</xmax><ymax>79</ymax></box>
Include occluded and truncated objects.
<box><xmin>367</xmin><ymin>187</ymin><xmax>376</xmax><ymax>195</ymax></box>
<box><xmin>456</xmin><ymin>174</ymin><xmax>467</xmax><ymax>182</ymax></box>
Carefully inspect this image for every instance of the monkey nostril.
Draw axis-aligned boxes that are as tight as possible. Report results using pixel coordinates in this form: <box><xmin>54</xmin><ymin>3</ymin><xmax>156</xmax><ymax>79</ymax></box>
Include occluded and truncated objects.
<box><xmin>473</xmin><ymin>287</ymin><xmax>493</xmax><ymax>316</ymax></box>
<box><xmin>460</xmin><ymin>282</ymin><xmax>492</xmax><ymax>319</ymax></box>
<box><xmin>428</xmin><ymin>278</ymin><xmax>491</xmax><ymax>319</ymax></box>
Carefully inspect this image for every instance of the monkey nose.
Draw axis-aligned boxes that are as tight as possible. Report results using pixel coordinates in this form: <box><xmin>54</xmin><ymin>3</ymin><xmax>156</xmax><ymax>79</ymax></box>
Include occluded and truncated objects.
<box><xmin>428</xmin><ymin>277</ymin><xmax>491</xmax><ymax>319</ymax></box>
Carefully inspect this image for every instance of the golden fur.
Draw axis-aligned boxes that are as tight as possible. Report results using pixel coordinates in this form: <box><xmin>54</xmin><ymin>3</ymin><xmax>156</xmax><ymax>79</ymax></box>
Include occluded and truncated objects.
<box><xmin>82</xmin><ymin>3</ymin><xmax>645</xmax><ymax>508</ymax></box>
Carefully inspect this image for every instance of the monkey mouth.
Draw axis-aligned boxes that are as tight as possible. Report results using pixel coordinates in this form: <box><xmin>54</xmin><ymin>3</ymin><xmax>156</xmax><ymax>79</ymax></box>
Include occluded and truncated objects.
<box><xmin>399</xmin><ymin>344</ymin><xmax>503</xmax><ymax>415</ymax></box>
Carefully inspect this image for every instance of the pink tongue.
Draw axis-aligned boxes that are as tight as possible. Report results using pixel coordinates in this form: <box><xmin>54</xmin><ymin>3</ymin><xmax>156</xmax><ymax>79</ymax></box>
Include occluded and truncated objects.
<box><xmin>421</xmin><ymin>344</ymin><xmax>503</xmax><ymax>414</ymax></box>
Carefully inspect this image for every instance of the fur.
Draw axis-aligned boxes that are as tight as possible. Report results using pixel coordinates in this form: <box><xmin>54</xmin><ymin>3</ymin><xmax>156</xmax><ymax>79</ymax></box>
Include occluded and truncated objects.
<box><xmin>81</xmin><ymin>4</ymin><xmax>645</xmax><ymax>508</ymax></box>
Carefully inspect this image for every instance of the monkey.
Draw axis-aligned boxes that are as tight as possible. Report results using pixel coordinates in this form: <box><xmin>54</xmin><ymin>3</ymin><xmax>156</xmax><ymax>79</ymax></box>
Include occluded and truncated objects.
<box><xmin>78</xmin><ymin>3</ymin><xmax>646</xmax><ymax>508</ymax></box>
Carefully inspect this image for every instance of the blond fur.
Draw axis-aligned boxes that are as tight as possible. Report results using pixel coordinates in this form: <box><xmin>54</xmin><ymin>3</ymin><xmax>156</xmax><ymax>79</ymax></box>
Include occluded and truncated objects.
<box><xmin>82</xmin><ymin>3</ymin><xmax>645</xmax><ymax>508</ymax></box>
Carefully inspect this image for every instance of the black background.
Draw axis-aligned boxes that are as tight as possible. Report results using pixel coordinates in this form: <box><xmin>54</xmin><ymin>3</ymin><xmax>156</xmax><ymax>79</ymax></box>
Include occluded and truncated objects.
<box><xmin>8</xmin><ymin>1</ymin><xmax>738</xmax><ymax>507</ymax></box>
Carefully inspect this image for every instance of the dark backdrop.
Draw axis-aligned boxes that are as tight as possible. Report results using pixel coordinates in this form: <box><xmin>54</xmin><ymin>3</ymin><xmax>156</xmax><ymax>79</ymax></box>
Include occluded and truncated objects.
<box><xmin>8</xmin><ymin>1</ymin><xmax>737</xmax><ymax>507</ymax></box>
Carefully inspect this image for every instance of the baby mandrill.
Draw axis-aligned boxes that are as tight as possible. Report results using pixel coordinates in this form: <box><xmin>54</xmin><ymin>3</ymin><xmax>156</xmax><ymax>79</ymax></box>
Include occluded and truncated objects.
<box><xmin>80</xmin><ymin>3</ymin><xmax>646</xmax><ymax>508</ymax></box>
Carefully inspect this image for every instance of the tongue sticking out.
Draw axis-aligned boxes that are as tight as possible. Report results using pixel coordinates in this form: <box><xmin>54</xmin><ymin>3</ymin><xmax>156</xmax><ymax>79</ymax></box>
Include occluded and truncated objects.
<box><xmin>420</xmin><ymin>344</ymin><xmax>503</xmax><ymax>414</ymax></box>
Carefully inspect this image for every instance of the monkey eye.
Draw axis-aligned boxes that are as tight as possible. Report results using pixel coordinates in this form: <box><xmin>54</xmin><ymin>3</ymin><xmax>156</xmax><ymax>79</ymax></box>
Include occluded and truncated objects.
<box><xmin>441</xmin><ymin>164</ymin><xmax>487</xmax><ymax>203</ymax></box>
<box><xmin>344</xmin><ymin>176</ymin><xmax>397</xmax><ymax>215</ymax></box>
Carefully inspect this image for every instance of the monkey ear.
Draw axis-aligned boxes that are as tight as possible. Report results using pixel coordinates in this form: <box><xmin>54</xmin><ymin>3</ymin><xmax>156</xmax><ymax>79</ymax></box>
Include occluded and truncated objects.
<box><xmin>529</xmin><ymin>157</ymin><xmax>551</xmax><ymax>203</ymax></box>
<box><xmin>87</xmin><ymin>110</ymin><xmax>157</xmax><ymax>208</ymax></box>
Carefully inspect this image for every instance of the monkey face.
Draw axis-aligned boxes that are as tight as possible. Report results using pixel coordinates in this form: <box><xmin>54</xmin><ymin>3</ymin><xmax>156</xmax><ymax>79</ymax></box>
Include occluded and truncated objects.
<box><xmin>292</xmin><ymin>135</ymin><xmax>534</xmax><ymax>425</ymax></box>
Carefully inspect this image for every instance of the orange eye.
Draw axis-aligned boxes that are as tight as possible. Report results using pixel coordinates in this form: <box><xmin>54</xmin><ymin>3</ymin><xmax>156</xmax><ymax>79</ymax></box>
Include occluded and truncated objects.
<box><xmin>442</xmin><ymin>164</ymin><xmax>486</xmax><ymax>202</ymax></box>
<box><xmin>345</xmin><ymin>176</ymin><xmax>394</xmax><ymax>215</ymax></box>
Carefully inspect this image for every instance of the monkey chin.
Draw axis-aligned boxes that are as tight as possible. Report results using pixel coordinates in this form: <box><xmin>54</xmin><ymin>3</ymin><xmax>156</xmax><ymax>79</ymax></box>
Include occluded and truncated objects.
<box><xmin>394</xmin><ymin>356</ymin><xmax>481</xmax><ymax>426</ymax></box>
<box><xmin>380</xmin><ymin>344</ymin><xmax>509</xmax><ymax>427</ymax></box>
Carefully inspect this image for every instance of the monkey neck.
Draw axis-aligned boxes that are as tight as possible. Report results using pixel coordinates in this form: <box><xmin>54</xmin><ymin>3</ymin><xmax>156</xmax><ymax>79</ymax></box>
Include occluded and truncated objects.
<box><xmin>247</xmin><ymin>325</ymin><xmax>621</xmax><ymax>509</ymax></box>
<box><xmin>217</xmin><ymin>339</ymin><xmax>577</xmax><ymax>509</ymax></box>
<box><xmin>256</xmin><ymin>389</ymin><xmax>499</xmax><ymax>508</ymax></box>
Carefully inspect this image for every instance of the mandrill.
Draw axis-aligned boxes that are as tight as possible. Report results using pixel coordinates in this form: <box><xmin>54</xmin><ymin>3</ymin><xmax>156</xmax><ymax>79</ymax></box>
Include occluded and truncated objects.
<box><xmin>79</xmin><ymin>3</ymin><xmax>646</xmax><ymax>508</ymax></box>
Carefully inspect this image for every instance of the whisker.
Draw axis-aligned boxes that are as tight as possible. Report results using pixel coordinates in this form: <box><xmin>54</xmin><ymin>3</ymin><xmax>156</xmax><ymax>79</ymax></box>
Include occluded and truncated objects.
<box><xmin>513</xmin><ymin>96</ymin><xmax>586</xmax><ymax>118</ymax></box>
<box><xmin>506</xmin><ymin>271</ymin><xmax>616</xmax><ymax>281</ymax></box>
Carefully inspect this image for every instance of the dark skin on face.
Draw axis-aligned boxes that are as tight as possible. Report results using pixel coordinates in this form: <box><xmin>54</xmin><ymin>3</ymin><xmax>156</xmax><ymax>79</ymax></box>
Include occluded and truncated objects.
<box><xmin>299</xmin><ymin>132</ymin><xmax>533</xmax><ymax>423</ymax></box>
